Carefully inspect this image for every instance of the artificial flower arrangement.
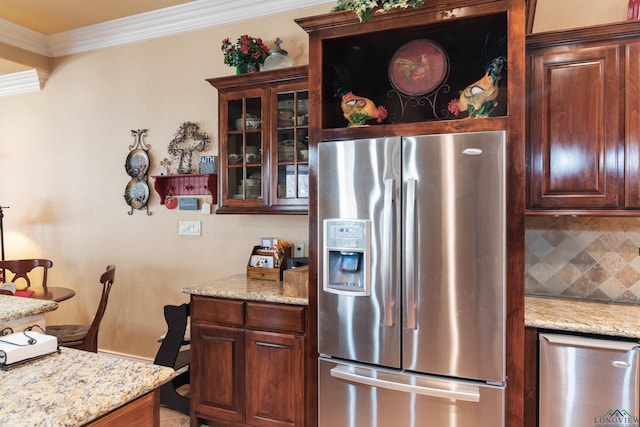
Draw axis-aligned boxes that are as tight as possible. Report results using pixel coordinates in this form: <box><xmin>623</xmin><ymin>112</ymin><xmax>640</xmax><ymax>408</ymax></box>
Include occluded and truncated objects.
<box><xmin>332</xmin><ymin>0</ymin><xmax>424</xmax><ymax>22</ymax></box>
<box><xmin>221</xmin><ymin>35</ymin><xmax>270</xmax><ymax>73</ymax></box>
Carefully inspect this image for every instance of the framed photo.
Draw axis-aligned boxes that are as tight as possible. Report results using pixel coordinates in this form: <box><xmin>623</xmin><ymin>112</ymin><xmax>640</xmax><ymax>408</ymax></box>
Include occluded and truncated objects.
<box><xmin>199</xmin><ymin>155</ymin><xmax>217</xmax><ymax>174</ymax></box>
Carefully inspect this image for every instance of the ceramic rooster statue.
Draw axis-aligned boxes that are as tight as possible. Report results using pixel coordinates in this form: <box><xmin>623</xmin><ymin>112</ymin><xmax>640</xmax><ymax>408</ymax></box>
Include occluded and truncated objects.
<box><xmin>447</xmin><ymin>55</ymin><xmax>506</xmax><ymax>118</ymax></box>
<box><xmin>333</xmin><ymin>66</ymin><xmax>388</xmax><ymax>127</ymax></box>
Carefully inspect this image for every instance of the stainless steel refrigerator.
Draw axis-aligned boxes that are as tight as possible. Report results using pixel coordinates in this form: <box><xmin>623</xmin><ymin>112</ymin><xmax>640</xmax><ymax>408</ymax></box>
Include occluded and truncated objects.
<box><xmin>317</xmin><ymin>131</ymin><xmax>507</xmax><ymax>427</ymax></box>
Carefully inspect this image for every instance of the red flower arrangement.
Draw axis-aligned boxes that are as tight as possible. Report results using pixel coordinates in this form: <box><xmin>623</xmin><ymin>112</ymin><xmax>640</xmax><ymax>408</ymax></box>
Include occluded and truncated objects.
<box><xmin>221</xmin><ymin>35</ymin><xmax>270</xmax><ymax>71</ymax></box>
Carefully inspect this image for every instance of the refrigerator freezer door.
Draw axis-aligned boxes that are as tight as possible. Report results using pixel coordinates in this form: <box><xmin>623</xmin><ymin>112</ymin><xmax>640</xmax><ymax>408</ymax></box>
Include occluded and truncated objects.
<box><xmin>539</xmin><ymin>333</ymin><xmax>640</xmax><ymax>427</ymax></box>
<box><xmin>318</xmin><ymin>138</ymin><xmax>402</xmax><ymax>368</ymax></box>
<box><xmin>403</xmin><ymin>131</ymin><xmax>506</xmax><ymax>383</ymax></box>
<box><xmin>319</xmin><ymin>358</ymin><xmax>505</xmax><ymax>427</ymax></box>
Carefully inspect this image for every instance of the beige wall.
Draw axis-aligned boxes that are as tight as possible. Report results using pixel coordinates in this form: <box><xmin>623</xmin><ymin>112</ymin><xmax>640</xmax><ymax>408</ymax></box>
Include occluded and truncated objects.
<box><xmin>533</xmin><ymin>0</ymin><xmax>628</xmax><ymax>32</ymax></box>
<box><xmin>0</xmin><ymin>4</ymin><xmax>331</xmax><ymax>359</ymax></box>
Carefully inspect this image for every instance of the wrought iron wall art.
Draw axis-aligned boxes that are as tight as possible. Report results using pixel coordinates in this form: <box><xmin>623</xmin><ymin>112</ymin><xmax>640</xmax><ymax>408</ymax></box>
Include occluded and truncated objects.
<box><xmin>124</xmin><ymin>129</ymin><xmax>152</xmax><ymax>216</ymax></box>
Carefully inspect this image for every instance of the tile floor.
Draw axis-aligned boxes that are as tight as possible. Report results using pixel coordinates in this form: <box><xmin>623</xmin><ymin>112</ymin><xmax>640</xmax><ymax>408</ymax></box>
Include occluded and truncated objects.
<box><xmin>159</xmin><ymin>405</ymin><xmax>190</xmax><ymax>427</ymax></box>
<box><xmin>159</xmin><ymin>384</ymin><xmax>192</xmax><ymax>427</ymax></box>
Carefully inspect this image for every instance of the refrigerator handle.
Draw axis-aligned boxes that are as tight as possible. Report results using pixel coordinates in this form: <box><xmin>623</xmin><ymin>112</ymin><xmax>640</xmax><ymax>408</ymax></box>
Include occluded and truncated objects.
<box><xmin>330</xmin><ymin>365</ymin><xmax>480</xmax><ymax>402</ymax></box>
<box><xmin>382</xmin><ymin>178</ymin><xmax>394</xmax><ymax>327</ymax></box>
<box><xmin>405</xmin><ymin>178</ymin><xmax>417</xmax><ymax>330</ymax></box>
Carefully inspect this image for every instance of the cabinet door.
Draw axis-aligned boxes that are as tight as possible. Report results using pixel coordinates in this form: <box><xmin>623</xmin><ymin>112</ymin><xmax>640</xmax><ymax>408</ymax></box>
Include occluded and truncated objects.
<box><xmin>191</xmin><ymin>321</ymin><xmax>246</xmax><ymax>424</ymax></box>
<box><xmin>245</xmin><ymin>330</ymin><xmax>304</xmax><ymax>427</ymax></box>
<box><xmin>528</xmin><ymin>44</ymin><xmax>622</xmax><ymax>209</ymax></box>
<box><xmin>270</xmin><ymin>81</ymin><xmax>309</xmax><ymax>210</ymax></box>
<box><xmin>219</xmin><ymin>87</ymin><xmax>268</xmax><ymax>211</ymax></box>
<box><xmin>626</xmin><ymin>41</ymin><xmax>640</xmax><ymax>208</ymax></box>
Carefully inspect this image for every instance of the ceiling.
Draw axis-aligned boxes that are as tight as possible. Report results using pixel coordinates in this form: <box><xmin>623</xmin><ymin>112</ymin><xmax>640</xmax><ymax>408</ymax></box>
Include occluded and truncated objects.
<box><xmin>0</xmin><ymin>0</ymin><xmax>196</xmax><ymax>34</ymax></box>
<box><xmin>0</xmin><ymin>0</ymin><xmax>332</xmax><ymax>95</ymax></box>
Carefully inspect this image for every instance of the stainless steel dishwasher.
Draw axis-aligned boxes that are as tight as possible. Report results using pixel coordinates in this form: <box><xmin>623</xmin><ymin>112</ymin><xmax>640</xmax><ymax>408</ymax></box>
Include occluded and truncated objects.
<box><xmin>539</xmin><ymin>333</ymin><xmax>640</xmax><ymax>427</ymax></box>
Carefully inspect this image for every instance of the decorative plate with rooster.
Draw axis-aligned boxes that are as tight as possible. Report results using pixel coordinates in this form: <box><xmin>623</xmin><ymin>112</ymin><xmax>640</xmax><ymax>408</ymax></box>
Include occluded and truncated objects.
<box><xmin>388</xmin><ymin>39</ymin><xmax>449</xmax><ymax>96</ymax></box>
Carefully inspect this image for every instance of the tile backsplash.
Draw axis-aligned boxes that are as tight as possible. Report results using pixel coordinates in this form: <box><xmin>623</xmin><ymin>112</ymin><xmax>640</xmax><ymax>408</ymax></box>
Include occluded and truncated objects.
<box><xmin>525</xmin><ymin>216</ymin><xmax>640</xmax><ymax>304</ymax></box>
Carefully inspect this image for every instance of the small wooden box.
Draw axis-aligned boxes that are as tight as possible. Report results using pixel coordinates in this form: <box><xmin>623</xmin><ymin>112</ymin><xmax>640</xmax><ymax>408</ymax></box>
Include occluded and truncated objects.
<box><xmin>283</xmin><ymin>265</ymin><xmax>309</xmax><ymax>298</ymax></box>
<box><xmin>246</xmin><ymin>245</ymin><xmax>291</xmax><ymax>281</ymax></box>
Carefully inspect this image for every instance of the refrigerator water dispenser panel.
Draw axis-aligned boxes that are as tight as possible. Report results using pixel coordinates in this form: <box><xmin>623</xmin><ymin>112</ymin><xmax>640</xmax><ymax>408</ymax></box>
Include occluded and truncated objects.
<box><xmin>323</xmin><ymin>219</ymin><xmax>371</xmax><ymax>296</ymax></box>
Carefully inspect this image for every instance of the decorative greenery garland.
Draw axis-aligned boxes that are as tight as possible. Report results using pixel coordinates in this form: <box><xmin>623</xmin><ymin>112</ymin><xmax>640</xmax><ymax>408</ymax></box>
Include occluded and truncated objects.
<box><xmin>166</xmin><ymin>122</ymin><xmax>211</xmax><ymax>174</ymax></box>
<box><xmin>332</xmin><ymin>0</ymin><xmax>424</xmax><ymax>22</ymax></box>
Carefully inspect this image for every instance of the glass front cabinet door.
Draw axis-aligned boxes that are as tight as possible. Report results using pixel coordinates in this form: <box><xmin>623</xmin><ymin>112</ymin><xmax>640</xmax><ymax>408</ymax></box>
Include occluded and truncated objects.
<box><xmin>208</xmin><ymin>66</ymin><xmax>309</xmax><ymax>214</ymax></box>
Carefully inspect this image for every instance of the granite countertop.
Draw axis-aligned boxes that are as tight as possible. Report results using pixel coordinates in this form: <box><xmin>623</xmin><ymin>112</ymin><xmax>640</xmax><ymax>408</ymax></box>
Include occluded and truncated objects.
<box><xmin>525</xmin><ymin>295</ymin><xmax>640</xmax><ymax>339</ymax></box>
<box><xmin>0</xmin><ymin>295</ymin><xmax>58</xmax><ymax>322</ymax></box>
<box><xmin>183</xmin><ymin>273</ymin><xmax>308</xmax><ymax>306</ymax></box>
<box><xmin>0</xmin><ymin>347</ymin><xmax>174</xmax><ymax>426</ymax></box>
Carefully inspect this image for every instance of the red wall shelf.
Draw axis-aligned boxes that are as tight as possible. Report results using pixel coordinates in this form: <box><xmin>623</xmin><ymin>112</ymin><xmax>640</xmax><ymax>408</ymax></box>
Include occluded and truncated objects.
<box><xmin>152</xmin><ymin>174</ymin><xmax>218</xmax><ymax>205</ymax></box>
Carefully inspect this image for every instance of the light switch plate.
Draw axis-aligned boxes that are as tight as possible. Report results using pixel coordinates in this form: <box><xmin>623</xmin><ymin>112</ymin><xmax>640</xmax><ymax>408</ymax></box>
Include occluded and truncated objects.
<box><xmin>294</xmin><ymin>243</ymin><xmax>305</xmax><ymax>257</ymax></box>
<box><xmin>179</xmin><ymin>221</ymin><xmax>201</xmax><ymax>236</ymax></box>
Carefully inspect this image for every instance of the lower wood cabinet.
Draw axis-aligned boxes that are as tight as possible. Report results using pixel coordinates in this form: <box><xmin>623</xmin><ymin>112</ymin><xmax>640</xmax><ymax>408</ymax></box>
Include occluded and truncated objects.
<box><xmin>190</xmin><ymin>295</ymin><xmax>306</xmax><ymax>427</ymax></box>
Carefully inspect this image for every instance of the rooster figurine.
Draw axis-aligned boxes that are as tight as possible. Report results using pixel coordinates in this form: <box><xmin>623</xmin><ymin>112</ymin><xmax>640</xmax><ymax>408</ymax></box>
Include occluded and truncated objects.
<box><xmin>332</xmin><ymin>66</ymin><xmax>388</xmax><ymax>127</ymax></box>
<box><xmin>340</xmin><ymin>92</ymin><xmax>388</xmax><ymax>127</ymax></box>
<box><xmin>448</xmin><ymin>55</ymin><xmax>506</xmax><ymax>118</ymax></box>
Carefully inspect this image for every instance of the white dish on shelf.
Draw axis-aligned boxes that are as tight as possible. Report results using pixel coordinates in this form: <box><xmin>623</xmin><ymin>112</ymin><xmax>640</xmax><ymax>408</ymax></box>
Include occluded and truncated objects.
<box><xmin>234</xmin><ymin>116</ymin><xmax>261</xmax><ymax>130</ymax></box>
<box><xmin>278</xmin><ymin>99</ymin><xmax>308</xmax><ymax>115</ymax></box>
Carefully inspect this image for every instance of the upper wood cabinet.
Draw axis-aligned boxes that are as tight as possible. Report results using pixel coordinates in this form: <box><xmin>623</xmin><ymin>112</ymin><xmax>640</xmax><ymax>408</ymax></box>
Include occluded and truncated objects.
<box><xmin>527</xmin><ymin>20</ymin><xmax>640</xmax><ymax>214</ymax></box>
<box><xmin>528</xmin><ymin>42</ymin><xmax>622</xmax><ymax>209</ymax></box>
<box><xmin>208</xmin><ymin>66</ymin><xmax>309</xmax><ymax>214</ymax></box>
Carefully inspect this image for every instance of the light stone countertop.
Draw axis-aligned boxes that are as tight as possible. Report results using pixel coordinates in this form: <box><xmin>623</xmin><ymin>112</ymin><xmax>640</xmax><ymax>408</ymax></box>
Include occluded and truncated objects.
<box><xmin>0</xmin><ymin>347</ymin><xmax>174</xmax><ymax>426</ymax></box>
<box><xmin>183</xmin><ymin>273</ymin><xmax>308</xmax><ymax>306</ymax></box>
<box><xmin>525</xmin><ymin>295</ymin><xmax>640</xmax><ymax>339</ymax></box>
<box><xmin>0</xmin><ymin>295</ymin><xmax>58</xmax><ymax>322</ymax></box>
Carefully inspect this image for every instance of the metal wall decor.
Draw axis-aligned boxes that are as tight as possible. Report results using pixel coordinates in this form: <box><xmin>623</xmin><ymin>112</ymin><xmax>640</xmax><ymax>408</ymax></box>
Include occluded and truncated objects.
<box><xmin>124</xmin><ymin>129</ymin><xmax>152</xmax><ymax>215</ymax></box>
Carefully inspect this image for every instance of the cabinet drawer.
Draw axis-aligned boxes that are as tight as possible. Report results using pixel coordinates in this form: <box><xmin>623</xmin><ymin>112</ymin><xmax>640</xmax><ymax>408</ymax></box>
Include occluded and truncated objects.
<box><xmin>245</xmin><ymin>302</ymin><xmax>306</xmax><ymax>334</ymax></box>
<box><xmin>191</xmin><ymin>295</ymin><xmax>244</xmax><ymax>326</ymax></box>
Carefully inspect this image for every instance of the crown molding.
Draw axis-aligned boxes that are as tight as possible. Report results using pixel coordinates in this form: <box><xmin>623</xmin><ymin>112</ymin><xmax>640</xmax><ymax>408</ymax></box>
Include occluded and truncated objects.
<box><xmin>0</xmin><ymin>18</ymin><xmax>51</xmax><ymax>57</ymax></box>
<box><xmin>0</xmin><ymin>0</ymin><xmax>332</xmax><ymax>96</ymax></box>
<box><xmin>0</xmin><ymin>69</ymin><xmax>49</xmax><ymax>96</ymax></box>
<box><xmin>0</xmin><ymin>0</ymin><xmax>332</xmax><ymax>58</ymax></box>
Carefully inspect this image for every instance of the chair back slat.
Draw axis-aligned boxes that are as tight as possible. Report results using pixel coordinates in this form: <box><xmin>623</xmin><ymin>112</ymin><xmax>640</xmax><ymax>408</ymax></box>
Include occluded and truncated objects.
<box><xmin>0</xmin><ymin>259</ymin><xmax>53</xmax><ymax>290</ymax></box>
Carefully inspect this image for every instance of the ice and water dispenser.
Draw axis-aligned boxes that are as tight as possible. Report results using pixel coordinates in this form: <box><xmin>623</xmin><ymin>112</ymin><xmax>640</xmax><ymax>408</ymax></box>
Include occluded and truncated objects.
<box><xmin>322</xmin><ymin>219</ymin><xmax>370</xmax><ymax>295</ymax></box>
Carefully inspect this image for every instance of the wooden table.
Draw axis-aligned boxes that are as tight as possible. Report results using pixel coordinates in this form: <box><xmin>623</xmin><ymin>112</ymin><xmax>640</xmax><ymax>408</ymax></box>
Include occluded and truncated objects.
<box><xmin>29</xmin><ymin>286</ymin><xmax>75</xmax><ymax>302</ymax></box>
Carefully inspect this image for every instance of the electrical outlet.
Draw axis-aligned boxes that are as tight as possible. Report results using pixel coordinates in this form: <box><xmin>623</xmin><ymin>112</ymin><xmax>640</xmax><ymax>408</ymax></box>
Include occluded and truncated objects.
<box><xmin>294</xmin><ymin>243</ymin><xmax>305</xmax><ymax>257</ymax></box>
<box><xmin>179</xmin><ymin>221</ymin><xmax>201</xmax><ymax>236</ymax></box>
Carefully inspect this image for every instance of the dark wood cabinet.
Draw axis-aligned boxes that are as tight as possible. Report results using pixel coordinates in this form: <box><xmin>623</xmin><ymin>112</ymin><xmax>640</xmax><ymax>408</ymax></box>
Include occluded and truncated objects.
<box><xmin>527</xmin><ymin>20</ymin><xmax>640</xmax><ymax>214</ymax></box>
<box><xmin>297</xmin><ymin>2</ymin><xmax>526</xmax><ymax>427</ymax></box>
<box><xmin>207</xmin><ymin>67</ymin><xmax>309</xmax><ymax>214</ymax></box>
<box><xmin>190</xmin><ymin>295</ymin><xmax>307</xmax><ymax>427</ymax></box>
<box><xmin>625</xmin><ymin>41</ymin><xmax>640</xmax><ymax>208</ymax></box>
<box><xmin>245</xmin><ymin>330</ymin><xmax>304</xmax><ymax>427</ymax></box>
<box><xmin>528</xmin><ymin>43</ymin><xmax>621</xmax><ymax>209</ymax></box>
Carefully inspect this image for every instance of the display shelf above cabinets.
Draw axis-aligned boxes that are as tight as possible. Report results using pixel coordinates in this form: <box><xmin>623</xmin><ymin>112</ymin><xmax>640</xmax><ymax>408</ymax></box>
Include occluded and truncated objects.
<box><xmin>152</xmin><ymin>174</ymin><xmax>217</xmax><ymax>205</ymax></box>
<box><xmin>296</xmin><ymin>2</ymin><xmax>511</xmax><ymax>141</ymax></box>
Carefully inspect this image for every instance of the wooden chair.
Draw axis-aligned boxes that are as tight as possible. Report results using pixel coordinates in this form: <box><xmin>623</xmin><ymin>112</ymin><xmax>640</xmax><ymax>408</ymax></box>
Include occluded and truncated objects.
<box><xmin>0</xmin><ymin>259</ymin><xmax>53</xmax><ymax>290</ymax></box>
<box><xmin>46</xmin><ymin>265</ymin><xmax>116</xmax><ymax>352</ymax></box>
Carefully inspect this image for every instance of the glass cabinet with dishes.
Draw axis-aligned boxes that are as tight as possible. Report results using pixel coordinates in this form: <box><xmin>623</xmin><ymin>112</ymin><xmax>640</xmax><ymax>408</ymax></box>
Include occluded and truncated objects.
<box><xmin>208</xmin><ymin>66</ymin><xmax>308</xmax><ymax>214</ymax></box>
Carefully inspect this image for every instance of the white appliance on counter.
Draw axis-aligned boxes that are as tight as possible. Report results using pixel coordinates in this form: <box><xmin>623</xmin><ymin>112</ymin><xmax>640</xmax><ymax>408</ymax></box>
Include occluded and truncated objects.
<box><xmin>317</xmin><ymin>131</ymin><xmax>507</xmax><ymax>426</ymax></box>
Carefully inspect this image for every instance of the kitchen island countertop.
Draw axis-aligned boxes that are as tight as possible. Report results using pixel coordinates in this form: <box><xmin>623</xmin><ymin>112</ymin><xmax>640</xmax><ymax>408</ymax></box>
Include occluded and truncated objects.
<box><xmin>183</xmin><ymin>273</ymin><xmax>308</xmax><ymax>306</ymax></box>
<box><xmin>0</xmin><ymin>294</ymin><xmax>58</xmax><ymax>322</ymax></box>
<box><xmin>525</xmin><ymin>295</ymin><xmax>640</xmax><ymax>338</ymax></box>
<box><xmin>0</xmin><ymin>347</ymin><xmax>174</xmax><ymax>426</ymax></box>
